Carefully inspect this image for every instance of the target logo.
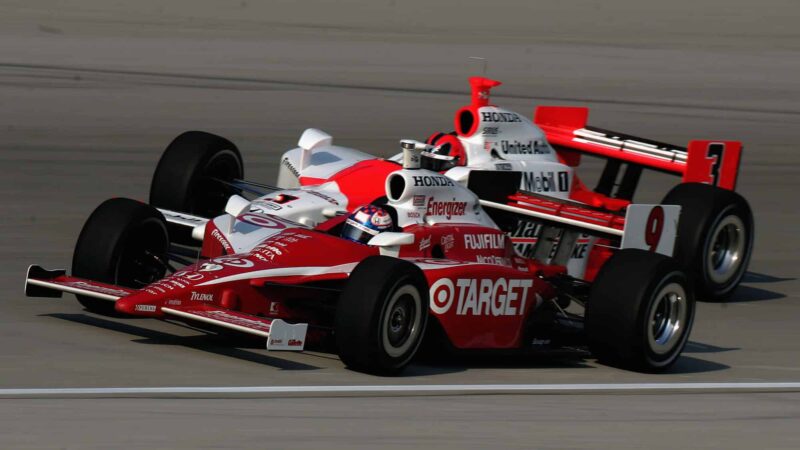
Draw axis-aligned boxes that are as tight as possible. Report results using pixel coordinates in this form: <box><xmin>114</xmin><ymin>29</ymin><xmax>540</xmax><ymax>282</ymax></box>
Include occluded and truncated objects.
<box><xmin>212</xmin><ymin>256</ymin><xmax>254</xmax><ymax>268</ymax></box>
<box><xmin>429</xmin><ymin>278</ymin><xmax>456</xmax><ymax>314</ymax></box>
<box><xmin>428</xmin><ymin>277</ymin><xmax>534</xmax><ymax>317</ymax></box>
<box><xmin>239</xmin><ymin>214</ymin><xmax>286</xmax><ymax>229</ymax></box>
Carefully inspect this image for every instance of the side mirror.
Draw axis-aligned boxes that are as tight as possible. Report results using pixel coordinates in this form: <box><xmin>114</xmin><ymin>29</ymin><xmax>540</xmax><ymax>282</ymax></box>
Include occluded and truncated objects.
<box><xmin>224</xmin><ymin>195</ymin><xmax>251</xmax><ymax>233</ymax></box>
<box><xmin>367</xmin><ymin>232</ymin><xmax>415</xmax><ymax>257</ymax></box>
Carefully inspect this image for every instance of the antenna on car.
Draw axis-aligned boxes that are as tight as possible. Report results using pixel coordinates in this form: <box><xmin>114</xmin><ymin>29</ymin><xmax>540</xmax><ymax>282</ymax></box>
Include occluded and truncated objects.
<box><xmin>468</xmin><ymin>56</ymin><xmax>487</xmax><ymax>76</ymax></box>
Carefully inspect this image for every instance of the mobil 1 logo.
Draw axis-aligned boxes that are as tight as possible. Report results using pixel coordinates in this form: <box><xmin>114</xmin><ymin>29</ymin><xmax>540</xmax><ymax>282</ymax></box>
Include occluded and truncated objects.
<box><xmin>522</xmin><ymin>171</ymin><xmax>569</xmax><ymax>193</ymax></box>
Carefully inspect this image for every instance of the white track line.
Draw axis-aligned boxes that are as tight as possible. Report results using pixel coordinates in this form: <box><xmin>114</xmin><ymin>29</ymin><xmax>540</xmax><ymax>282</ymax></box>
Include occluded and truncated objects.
<box><xmin>1</xmin><ymin>382</ymin><xmax>800</xmax><ymax>398</ymax></box>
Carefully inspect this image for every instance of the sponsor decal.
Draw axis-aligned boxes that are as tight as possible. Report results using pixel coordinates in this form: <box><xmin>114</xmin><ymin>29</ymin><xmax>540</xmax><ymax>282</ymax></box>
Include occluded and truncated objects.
<box><xmin>413</xmin><ymin>195</ymin><xmax>426</xmax><ymax>207</ymax></box>
<box><xmin>239</xmin><ymin>214</ymin><xmax>287</xmax><ymax>229</ymax></box>
<box><xmin>495</xmin><ymin>163</ymin><xmax>513</xmax><ymax>171</ymax></box>
<box><xmin>499</xmin><ymin>140</ymin><xmax>550</xmax><ymax>155</ymax></box>
<box><xmin>305</xmin><ymin>190</ymin><xmax>340</xmax><ymax>205</ymax></box>
<box><xmin>414</xmin><ymin>258</ymin><xmax>462</xmax><ymax>266</ymax></box>
<box><xmin>412</xmin><ymin>175</ymin><xmax>455</xmax><ymax>187</ymax></box>
<box><xmin>522</xmin><ymin>171</ymin><xmax>569</xmax><ymax>193</ymax></box>
<box><xmin>464</xmin><ymin>233</ymin><xmax>505</xmax><ymax>250</ymax></box>
<box><xmin>429</xmin><ymin>277</ymin><xmax>534</xmax><ymax>316</ymax></box>
<box><xmin>66</xmin><ymin>281</ymin><xmax>129</xmax><ymax>297</ymax></box>
<box><xmin>482</xmin><ymin>126</ymin><xmax>499</xmax><ymax>136</ymax></box>
<box><xmin>419</xmin><ymin>235</ymin><xmax>432</xmax><ymax>251</ymax></box>
<box><xmin>190</xmin><ymin>292</ymin><xmax>214</xmax><ymax>302</ymax></box>
<box><xmin>480</xmin><ymin>111</ymin><xmax>522</xmax><ymax>123</ymax></box>
<box><xmin>407</xmin><ymin>211</ymin><xmax>421</xmax><ymax>219</ymax></box>
<box><xmin>199</xmin><ymin>262</ymin><xmax>224</xmax><ymax>272</ymax></box>
<box><xmin>441</xmin><ymin>234</ymin><xmax>455</xmax><ymax>251</ymax></box>
<box><xmin>288</xmin><ymin>339</ymin><xmax>303</xmax><ymax>347</ymax></box>
<box><xmin>199</xmin><ymin>256</ymin><xmax>254</xmax><ymax>272</ymax></box>
<box><xmin>213</xmin><ymin>256</ymin><xmax>254</xmax><ymax>268</ymax></box>
<box><xmin>270</xmin><ymin>338</ymin><xmax>283</xmax><ymax>345</ymax></box>
<box><xmin>425</xmin><ymin>198</ymin><xmax>467</xmax><ymax>219</ymax></box>
<box><xmin>201</xmin><ymin>310</ymin><xmax>271</xmax><ymax>332</ymax></box>
<box><xmin>162</xmin><ymin>211</ymin><xmax>207</xmax><ymax>225</ymax></box>
<box><xmin>172</xmin><ymin>271</ymin><xmax>204</xmax><ymax>282</ymax></box>
<box><xmin>166</xmin><ymin>299</ymin><xmax>182</xmax><ymax>306</ymax></box>
<box><xmin>475</xmin><ymin>255</ymin><xmax>510</xmax><ymax>266</ymax></box>
<box><xmin>135</xmin><ymin>304</ymin><xmax>157</xmax><ymax>312</ymax></box>
<box><xmin>281</xmin><ymin>158</ymin><xmax>300</xmax><ymax>178</ymax></box>
<box><xmin>211</xmin><ymin>229</ymin><xmax>233</xmax><ymax>252</ymax></box>
<box><xmin>251</xmin><ymin>201</ymin><xmax>282</xmax><ymax>211</ymax></box>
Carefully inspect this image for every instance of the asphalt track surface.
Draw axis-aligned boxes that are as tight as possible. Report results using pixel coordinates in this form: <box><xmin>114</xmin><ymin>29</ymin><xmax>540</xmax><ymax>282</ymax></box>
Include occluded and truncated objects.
<box><xmin>1</xmin><ymin>1</ymin><xmax>799</xmax><ymax>448</ymax></box>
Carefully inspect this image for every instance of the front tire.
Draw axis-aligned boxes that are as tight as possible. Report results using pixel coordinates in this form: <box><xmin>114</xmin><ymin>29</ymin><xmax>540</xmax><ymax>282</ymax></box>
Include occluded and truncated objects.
<box><xmin>585</xmin><ymin>249</ymin><xmax>695</xmax><ymax>371</ymax></box>
<box><xmin>335</xmin><ymin>256</ymin><xmax>429</xmax><ymax>375</ymax></box>
<box><xmin>150</xmin><ymin>130</ymin><xmax>243</xmax><ymax>220</ymax></box>
<box><xmin>662</xmin><ymin>183</ymin><xmax>754</xmax><ymax>301</ymax></box>
<box><xmin>72</xmin><ymin>198</ymin><xmax>169</xmax><ymax>314</ymax></box>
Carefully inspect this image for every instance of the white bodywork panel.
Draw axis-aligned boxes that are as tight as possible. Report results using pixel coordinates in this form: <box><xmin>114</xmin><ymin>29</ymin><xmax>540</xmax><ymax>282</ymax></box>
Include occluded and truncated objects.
<box><xmin>621</xmin><ymin>204</ymin><xmax>680</xmax><ymax>257</ymax></box>
<box><xmin>277</xmin><ymin>142</ymin><xmax>374</xmax><ymax>189</ymax></box>
<box><xmin>383</xmin><ymin>169</ymin><xmax>498</xmax><ymax>229</ymax></box>
<box><xmin>459</xmin><ymin>106</ymin><xmax>559</xmax><ymax>164</ymax></box>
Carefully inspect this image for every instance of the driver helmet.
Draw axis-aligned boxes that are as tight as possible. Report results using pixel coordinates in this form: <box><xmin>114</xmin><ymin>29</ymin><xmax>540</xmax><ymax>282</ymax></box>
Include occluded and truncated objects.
<box><xmin>341</xmin><ymin>205</ymin><xmax>394</xmax><ymax>245</ymax></box>
<box><xmin>421</xmin><ymin>133</ymin><xmax>466</xmax><ymax>172</ymax></box>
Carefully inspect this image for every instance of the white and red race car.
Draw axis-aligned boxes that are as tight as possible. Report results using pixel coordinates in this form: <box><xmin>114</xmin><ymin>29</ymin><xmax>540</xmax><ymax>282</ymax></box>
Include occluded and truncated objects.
<box><xmin>26</xmin><ymin>140</ymin><xmax>695</xmax><ymax>374</ymax></box>
<box><xmin>157</xmin><ymin>77</ymin><xmax>751</xmax><ymax>300</ymax></box>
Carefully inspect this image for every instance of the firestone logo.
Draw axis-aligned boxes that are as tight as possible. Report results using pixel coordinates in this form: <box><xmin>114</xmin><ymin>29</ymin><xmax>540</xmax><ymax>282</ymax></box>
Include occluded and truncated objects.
<box><xmin>426</xmin><ymin>198</ymin><xmax>467</xmax><ymax>219</ymax></box>
<box><xmin>429</xmin><ymin>277</ymin><xmax>534</xmax><ymax>316</ymax></box>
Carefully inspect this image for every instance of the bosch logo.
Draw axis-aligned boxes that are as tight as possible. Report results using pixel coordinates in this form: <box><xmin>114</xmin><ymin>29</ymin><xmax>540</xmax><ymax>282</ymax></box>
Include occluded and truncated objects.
<box><xmin>428</xmin><ymin>278</ymin><xmax>534</xmax><ymax>317</ymax></box>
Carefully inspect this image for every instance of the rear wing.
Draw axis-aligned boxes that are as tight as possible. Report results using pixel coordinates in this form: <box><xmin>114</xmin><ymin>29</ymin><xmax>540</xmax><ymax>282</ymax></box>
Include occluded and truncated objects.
<box><xmin>534</xmin><ymin>106</ymin><xmax>742</xmax><ymax>191</ymax></box>
<box><xmin>469</xmin><ymin>172</ymin><xmax>679</xmax><ymax>264</ymax></box>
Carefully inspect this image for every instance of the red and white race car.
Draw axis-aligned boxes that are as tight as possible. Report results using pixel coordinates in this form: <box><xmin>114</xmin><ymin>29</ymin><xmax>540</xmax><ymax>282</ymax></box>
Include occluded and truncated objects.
<box><xmin>166</xmin><ymin>76</ymin><xmax>751</xmax><ymax>300</ymax></box>
<box><xmin>26</xmin><ymin>141</ymin><xmax>696</xmax><ymax>374</ymax></box>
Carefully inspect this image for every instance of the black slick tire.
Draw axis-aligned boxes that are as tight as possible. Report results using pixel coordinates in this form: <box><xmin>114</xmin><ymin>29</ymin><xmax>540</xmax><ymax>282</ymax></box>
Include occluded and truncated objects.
<box><xmin>149</xmin><ymin>131</ymin><xmax>243</xmax><ymax>243</ymax></box>
<box><xmin>335</xmin><ymin>256</ymin><xmax>429</xmax><ymax>375</ymax></box>
<box><xmin>662</xmin><ymin>183</ymin><xmax>753</xmax><ymax>300</ymax></box>
<box><xmin>72</xmin><ymin>198</ymin><xmax>169</xmax><ymax>315</ymax></box>
<box><xmin>585</xmin><ymin>249</ymin><xmax>695</xmax><ymax>372</ymax></box>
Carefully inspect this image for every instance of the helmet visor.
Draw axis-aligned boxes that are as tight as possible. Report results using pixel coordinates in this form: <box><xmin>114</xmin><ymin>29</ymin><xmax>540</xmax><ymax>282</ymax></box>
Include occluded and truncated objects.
<box><xmin>341</xmin><ymin>218</ymin><xmax>379</xmax><ymax>245</ymax></box>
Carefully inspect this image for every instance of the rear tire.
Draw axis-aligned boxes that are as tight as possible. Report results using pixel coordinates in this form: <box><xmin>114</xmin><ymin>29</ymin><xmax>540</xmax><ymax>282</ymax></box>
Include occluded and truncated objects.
<box><xmin>662</xmin><ymin>183</ymin><xmax>753</xmax><ymax>301</ymax></box>
<box><xmin>150</xmin><ymin>131</ymin><xmax>243</xmax><ymax>243</ymax></box>
<box><xmin>72</xmin><ymin>198</ymin><xmax>169</xmax><ymax>315</ymax></box>
<box><xmin>335</xmin><ymin>256</ymin><xmax>429</xmax><ymax>375</ymax></box>
<box><xmin>585</xmin><ymin>249</ymin><xmax>695</xmax><ymax>372</ymax></box>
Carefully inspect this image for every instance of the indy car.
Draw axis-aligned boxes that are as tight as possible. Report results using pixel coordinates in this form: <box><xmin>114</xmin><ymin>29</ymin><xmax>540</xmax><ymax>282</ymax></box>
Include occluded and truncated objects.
<box><xmin>270</xmin><ymin>77</ymin><xmax>754</xmax><ymax>301</ymax></box>
<box><xmin>26</xmin><ymin>141</ymin><xmax>696</xmax><ymax>374</ymax></box>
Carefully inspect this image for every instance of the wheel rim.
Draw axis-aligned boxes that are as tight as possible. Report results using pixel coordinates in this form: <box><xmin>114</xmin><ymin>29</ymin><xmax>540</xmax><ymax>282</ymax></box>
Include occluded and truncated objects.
<box><xmin>647</xmin><ymin>282</ymin><xmax>688</xmax><ymax>355</ymax></box>
<box><xmin>381</xmin><ymin>284</ymin><xmax>423</xmax><ymax>358</ymax></box>
<box><xmin>706</xmin><ymin>214</ymin><xmax>746</xmax><ymax>285</ymax></box>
